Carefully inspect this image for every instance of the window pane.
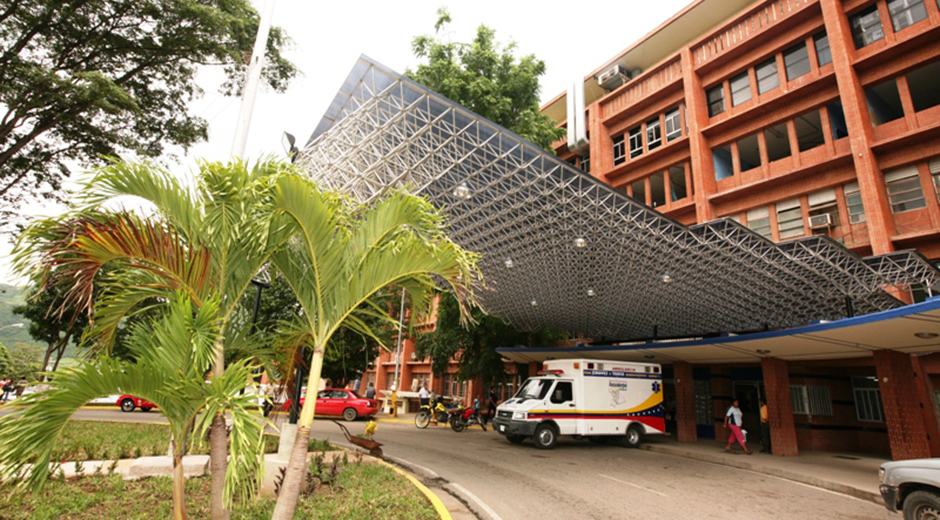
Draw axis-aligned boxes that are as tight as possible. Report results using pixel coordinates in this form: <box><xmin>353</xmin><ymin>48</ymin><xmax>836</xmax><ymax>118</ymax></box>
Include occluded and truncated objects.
<box><xmin>828</xmin><ymin>101</ymin><xmax>849</xmax><ymax>140</ymax></box>
<box><xmin>777</xmin><ymin>199</ymin><xmax>805</xmax><ymax>239</ymax></box>
<box><xmin>747</xmin><ymin>207</ymin><xmax>772</xmax><ymax>239</ymax></box>
<box><xmin>814</xmin><ymin>32</ymin><xmax>832</xmax><ymax>66</ymax></box>
<box><xmin>650</xmin><ymin>172</ymin><xmax>666</xmax><ymax>208</ymax></box>
<box><xmin>613</xmin><ymin>135</ymin><xmax>625</xmax><ymax>165</ymax></box>
<box><xmin>669</xmin><ymin>165</ymin><xmax>687</xmax><ymax>201</ymax></box>
<box><xmin>764</xmin><ymin>123</ymin><xmax>791</xmax><ymax>162</ymax></box>
<box><xmin>629</xmin><ymin>127</ymin><xmax>643</xmax><ymax>158</ymax></box>
<box><xmin>713</xmin><ymin>145</ymin><xmax>733</xmax><ymax>180</ymax></box>
<box><xmin>707</xmin><ymin>85</ymin><xmax>725</xmax><ymax>117</ymax></box>
<box><xmin>866</xmin><ymin>79</ymin><xmax>905</xmax><ymax>125</ymax></box>
<box><xmin>581</xmin><ymin>154</ymin><xmax>590</xmax><ymax>173</ymax></box>
<box><xmin>808</xmin><ymin>189</ymin><xmax>840</xmax><ymax>228</ymax></box>
<box><xmin>784</xmin><ymin>42</ymin><xmax>811</xmax><ymax>81</ymax></box>
<box><xmin>632</xmin><ymin>178</ymin><xmax>646</xmax><ymax>204</ymax></box>
<box><xmin>756</xmin><ymin>59</ymin><xmax>779</xmax><ymax>95</ymax></box>
<box><xmin>906</xmin><ymin>58</ymin><xmax>940</xmax><ymax>112</ymax></box>
<box><xmin>795</xmin><ymin>110</ymin><xmax>825</xmax><ymax>152</ymax></box>
<box><xmin>730</xmin><ymin>72</ymin><xmax>751</xmax><ymax>106</ymax></box>
<box><xmin>665</xmin><ymin>108</ymin><xmax>682</xmax><ymax>141</ymax></box>
<box><xmin>647</xmin><ymin>119</ymin><xmax>662</xmax><ymax>151</ymax></box>
<box><xmin>887</xmin><ymin>0</ymin><xmax>928</xmax><ymax>31</ymax></box>
<box><xmin>851</xmin><ymin>6</ymin><xmax>885</xmax><ymax>49</ymax></box>
<box><xmin>737</xmin><ymin>134</ymin><xmax>761</xmax><ymax>172</ymax></box>
<box><xmin>844</xmin><ymin>182</ymin><xmax>866</xmax><ymax>224</ymax></box>
<box><xmin>885</xmin><ymin>166</ymin><xmax>926</xmax><ymax>213</ymax></box>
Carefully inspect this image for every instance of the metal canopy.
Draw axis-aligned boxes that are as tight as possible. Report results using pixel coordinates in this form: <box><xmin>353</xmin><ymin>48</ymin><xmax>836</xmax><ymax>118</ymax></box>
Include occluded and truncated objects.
<box><xmin>296</xmin><ymin>55</ymin><xmax>940</xmax><ymax>342</ymax></box>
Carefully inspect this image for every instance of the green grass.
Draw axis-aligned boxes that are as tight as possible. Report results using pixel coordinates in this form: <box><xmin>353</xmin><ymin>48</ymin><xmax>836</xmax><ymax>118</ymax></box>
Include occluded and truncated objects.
<box><xmin>0</xmin><ymin>461</ymin><xmax>437</xmax><ymax>519</ymax></box>
<box><xmin>49</xmin><ymin>421</ymin><xmax>323</xmax><ymax>462</ymax></box>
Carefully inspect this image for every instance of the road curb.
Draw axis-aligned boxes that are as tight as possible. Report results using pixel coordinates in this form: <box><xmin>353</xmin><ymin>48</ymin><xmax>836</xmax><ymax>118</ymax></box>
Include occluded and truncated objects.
<box><xmin>640</xmin><ymin>443</ymin><xmax>883</xmax><ymax>505</ymax></box>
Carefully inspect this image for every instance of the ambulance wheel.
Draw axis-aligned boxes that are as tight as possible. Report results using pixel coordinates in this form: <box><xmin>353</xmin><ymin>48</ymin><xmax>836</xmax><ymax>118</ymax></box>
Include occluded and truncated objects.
<box><xmin>507</xmin><ymin>435</ymin><xmax>525</xmax><ymax>444</ymax></box>
<box><xmin>622</xmin><ymin>425</ymin><xmax>642</xmax><ymax>448</ymax></box>
<box><xmin>533</xmin><ymin>423</ymin><xmax>557</xmax><ymax>450</ymax></box>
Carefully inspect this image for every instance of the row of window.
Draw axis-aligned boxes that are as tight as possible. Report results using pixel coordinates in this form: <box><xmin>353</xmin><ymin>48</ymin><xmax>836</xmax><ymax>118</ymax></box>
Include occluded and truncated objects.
<box><xmin>865</xmin><ymin>57</ymin><xmax>940</xmax><ymax>126</ymax></box>
<box><xmin>851</xmin><ymin>0</ymin><xmax>932</xmax><ymax>49</ymax></box>
<box><xmin>790</xmin><ymin>377</ymin><xmax>885</xmax><ymax>423</ymax></box>
<box><xmin>740</xmin><ymin>157</ymin><xmax>940</xmax><ymax>241</ymax></box>
<box><xmin>612</xmin><ymin>107</ymin><xmax>683</xmax><ymax>166</ymax></box>
<box><xmin>713</xmin><ymin>102</ymin><xmax>847</xmax><ymax>181</ymax></box>
<box><xmin>707</xmin><ymin>32</ymin><xmax>832</xmax><ymax>118</ymax></box>
<box><xmin>624</xmin><ymin>163</ymin><xmax>692</xmax><ymax>208</ymax></box>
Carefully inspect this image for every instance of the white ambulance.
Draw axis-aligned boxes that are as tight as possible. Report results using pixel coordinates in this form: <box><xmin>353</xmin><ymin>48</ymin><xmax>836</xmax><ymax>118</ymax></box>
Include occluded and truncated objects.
<box><xmin>492</xmin><ymin>358</ymin><xmax>665</xmax><ymax>449</ymax></box>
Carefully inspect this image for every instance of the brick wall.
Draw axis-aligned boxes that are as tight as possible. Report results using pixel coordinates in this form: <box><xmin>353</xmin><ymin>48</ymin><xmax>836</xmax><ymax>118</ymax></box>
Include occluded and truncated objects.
<box><xmin>762</xmin><ymin>357</ymin><xmax>799</xmax><ymax>456</ymax></box>
<box><xmin>874</xmin><ymin>350</ymin><xmax>932</xmax><ymax>460</ymax></box>
<box><xmin>674</xmin><ymin>361</ymin><xmax>698</xmax><ymax>443</ymax></box>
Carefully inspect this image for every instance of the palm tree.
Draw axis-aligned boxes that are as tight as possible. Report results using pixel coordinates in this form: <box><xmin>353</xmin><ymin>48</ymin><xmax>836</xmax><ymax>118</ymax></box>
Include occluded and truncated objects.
<box><xmin>13</xmin><ymin>159</ymin><xmax>292</xmax><ymax>520</ymax></box>
<box><xmin>268</xmin><ymin>176</ymin><xmax>478</xmax><ymax>519</ymax></box>
<box><xmin>0</xmin><ymin>294</ymin><xmax>266</xmax><ymax>520</ymax></box>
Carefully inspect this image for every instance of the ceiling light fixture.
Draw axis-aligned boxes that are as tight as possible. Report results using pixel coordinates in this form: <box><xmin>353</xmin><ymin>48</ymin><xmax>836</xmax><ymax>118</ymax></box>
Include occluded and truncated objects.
<box><xmin>644</xmin><ymin>354</ymin><xmax>655</xmax><ymax>359</ymax></box>
<box><xmin>452</xmin><ymin>182</ymin><xmax>471</xmax><ymax>200</ymax></box>
<box><xmin>756</xmin><ymin>349</ymin><xmax>771</xmax><ymax>355</ymax></box>
<box><xmin>661</xmin><ymin>273</ymin><xmax>674</xmax><ymax>283</ymax></box>
<box><xmin>587</xmin><ymin>288</ymin><xmax>596</xmax><ymax>297</ymax></box>
<box><xmin>530</xmin><ymin>300</ymin><xmax>538</xmax><ymax>307</ymax></box>
<box><xmin>915</xmin><ymin>332</ymin><xmax>939</xmax><ymax>339</ymax></box>
<box><xmin>504</xmin><ymin>258</ymin><xmax>515</xmax><ymax>268</ymax></box>
<box><xmin>574</xmin><ymin>237</ymin><xmax>587</xmax><ymax>248</ymax></box>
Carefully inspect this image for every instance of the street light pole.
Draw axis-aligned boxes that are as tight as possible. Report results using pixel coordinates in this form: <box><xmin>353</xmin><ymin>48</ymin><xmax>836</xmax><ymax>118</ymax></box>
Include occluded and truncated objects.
<box><xmin>390</xmin><ymin>289</ymin><xmax>406</xmax><ymax>417</ymax></box>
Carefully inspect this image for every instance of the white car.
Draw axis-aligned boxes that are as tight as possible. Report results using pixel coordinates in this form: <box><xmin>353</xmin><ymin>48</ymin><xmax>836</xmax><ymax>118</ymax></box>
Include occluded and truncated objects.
<box><xmin>880</xmin><ymin>458</ymin><xmax>940</xmax><ymax>519</ymax></box>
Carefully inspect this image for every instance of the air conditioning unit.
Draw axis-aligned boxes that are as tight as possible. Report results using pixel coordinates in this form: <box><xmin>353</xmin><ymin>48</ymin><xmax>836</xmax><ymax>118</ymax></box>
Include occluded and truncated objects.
<box><xmin>808</xmin><ymin>214</ymin><xmax>832</xmax><ymax>229</ymax></box>
<box><xmin>849</xmin><ymin>213</ymin><xmax>866</xmax><ymax>224</ymax></box>
<box><xmin>597</xmin><ymin>65</ymin><xmax>630</xmax><ymax>91</ymax></box>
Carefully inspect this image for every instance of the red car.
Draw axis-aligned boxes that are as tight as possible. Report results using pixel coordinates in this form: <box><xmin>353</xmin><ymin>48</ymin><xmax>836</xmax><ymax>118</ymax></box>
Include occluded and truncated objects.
<box><xmin>118</xmin><ymin>395</ymin><xmax>156</xmax><ymax>412</ymax></box>
<box><xmin>281</xmin><ymin>388</ymin><xmax>378</xmax><ymax>421</ymax></box>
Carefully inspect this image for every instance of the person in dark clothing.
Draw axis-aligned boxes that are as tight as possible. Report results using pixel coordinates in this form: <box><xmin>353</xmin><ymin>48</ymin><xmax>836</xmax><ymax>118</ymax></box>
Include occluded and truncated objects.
<box><xmin>484</xmin><ymin>389</ymin><xmax>498</xmax><ymax>426</ymax></box>
<box><xmin>760</xmin><ymin>398</ymin><xmax>772</xmax><ymax>453</ymax></box>
<box><xmin>365</xmin><ymin>382</ymin><xmax>376</xmax><ymax>399</ymax></box>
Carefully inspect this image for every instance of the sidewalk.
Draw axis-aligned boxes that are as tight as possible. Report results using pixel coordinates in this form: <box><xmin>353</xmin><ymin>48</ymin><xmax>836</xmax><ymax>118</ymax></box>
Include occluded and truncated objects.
<box><xmin>641</xmin><ymin>435</ymin><xmax>887</xmax><ymax>504</ymax></box>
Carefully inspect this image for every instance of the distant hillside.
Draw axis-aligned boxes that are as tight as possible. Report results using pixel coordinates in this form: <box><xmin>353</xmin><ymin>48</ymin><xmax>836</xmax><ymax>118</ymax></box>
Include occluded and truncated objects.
<box><xmin>0</xmin><ymin>284</ymin><xmax>43</xmax><ymax>349</ymax></box>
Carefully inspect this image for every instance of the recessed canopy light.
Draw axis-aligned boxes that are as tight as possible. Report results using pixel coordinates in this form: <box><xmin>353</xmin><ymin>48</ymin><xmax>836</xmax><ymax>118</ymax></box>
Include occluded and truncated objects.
<box><xmin>452</xmin><ymin>182</ymin><xmax>471</xmax><ymax>200</ymax></box>
<box><xmin>644</xmin><ymin>354</ymin><xmax>655</xmax><ymax>360</ymax></box>
<box><xmin>574</xmin><ymin>237</ymin><xmax>587</xmax><ymax>248</ymax></box>
<box><xmin>661</xmin><ymin>274</ymin><xmax>674</xmax><ymax>283</ymax></box>
<box><xmin>915</xmin><ymin>332</ymin><xmax>939</xmax><ymax>339</ymax></box>
<box><xmin>756</xmin><ymin>349</ymin><xmax>771</xmax><ymax>355</ymax></box>
<box><xmin>504</xmin><ymin>258</ymin><xmax>515</xmax><ymax>268</ymax></box>
<box><xmin>587</xmin><ymin>288</ymin><xmax>596</xmax><ymax>297</ymax></box>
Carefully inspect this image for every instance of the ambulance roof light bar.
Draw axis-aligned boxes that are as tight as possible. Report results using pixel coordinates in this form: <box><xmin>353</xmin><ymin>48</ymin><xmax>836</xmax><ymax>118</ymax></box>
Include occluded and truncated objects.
<box><xmin>537</xmin><ymin>369</ymin><xmax>565</xmax><ymax>376</ymax></box>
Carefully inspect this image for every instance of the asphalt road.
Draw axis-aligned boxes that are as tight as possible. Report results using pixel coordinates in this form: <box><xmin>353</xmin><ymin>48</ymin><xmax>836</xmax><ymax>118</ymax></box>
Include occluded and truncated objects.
<box><xmin>0</xmin><ymin>408</ymin><xmax>894</xmax><ymax>519</ymax></box>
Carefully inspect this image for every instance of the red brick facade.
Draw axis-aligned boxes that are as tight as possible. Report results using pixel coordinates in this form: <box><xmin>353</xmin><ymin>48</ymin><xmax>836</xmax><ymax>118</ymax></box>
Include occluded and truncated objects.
<box><xmin>875</xmin><ymin>349</ymin><xmax>932</xmax><ymax>460</ymax></box>
<box><xmin>762</xmin><ymin>357</ymin><xmax>799</xmax><ymax>456</ymax></box>
<box><xmin>674</xmin><ymin>361</ymin><xmax>698</xmax><ymax>443</ymax></box>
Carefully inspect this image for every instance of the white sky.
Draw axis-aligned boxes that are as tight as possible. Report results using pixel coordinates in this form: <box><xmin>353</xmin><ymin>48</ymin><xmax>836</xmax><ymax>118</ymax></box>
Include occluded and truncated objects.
<box><xmin>0</xmin><ymin>0</ymin><xmax>692</xmax><ymax>283</ymax></box>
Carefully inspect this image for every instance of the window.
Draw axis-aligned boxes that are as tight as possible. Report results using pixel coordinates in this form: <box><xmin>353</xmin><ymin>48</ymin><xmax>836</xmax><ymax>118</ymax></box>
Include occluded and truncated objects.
<box><xmin>852</xmin><ymin>376</ymin><xmax>884</xmax><ymax>422</ymax></box>
<box><xmin>905</xmin><ymin>59</ymin><xmax>940</xmax><ymax>112</ymax></box>
<box><xmin>764</xmin><ymin>123</ymin><xmax>791</xmax><ymax>162</ymax></box>
<box><xmin>885</xmin><ymin>165</ymin><xmax>927</xmax><ymax>213</ymax></box>
<box><xmin>707</xmin><ymin>84</ymin><xmax>725</xmax><ymax>117</ymax></box>
<box><xmin>931</xmin><ymin>158</ymin><xmax>940</xmax><ymax>203</ymax></box>
<box><xmin>795</xmin><ymin>110</ymin><xmax>825</xmax><ymax>152</ymax></box>
<box><xmin>669</xmin><ymin>165</ymin><xmax>687</xmax><ymax>201</ymax></box>
<box><xmin>629</xmin><ymin>127</ymin><xmax>643</xmax><ymax>158</ymax></box>
<box><xmin>790</xmin><ymin>385</ymin><xmax>834</xmax><ymax>416</ymax></box>
<box><xmin>713</xmin><ymin>145</ymin><xmax>733</xmax><ymax>180</ymax></box>
<box><xmin>784</xmin><ymin>42</ymin><xmax>811</xmax><ymax>81</ymax></box>
<box><xmin>694</xmin><ymin>380</ymin><xmax>712</xmax><ymax>425</ymax></box>
<box><xmin>581</xmin><ymin>154</ymin><xmax>590</xmax><ymax>173</ymax></box>
<box><xmin>828</xmin><ymin>101</ymin><xmax>849</xmax><ymax>140</ymax></box>
<box><xmin>808</xmin><ymin>189</ymin><xmax>840</xmax><ymax>230</ymax></box>
<box><xmin>887</xmin><ymin>0</ymin><xmax>928</xmax><ymax>31</ymax></box>
<box><xmin>866</xmin><ymin>79</ymin><xmax>904</xmax><ymax>125</ymax></box>
<box><xmin>730</xmin><ymin>72</ymin><xmax>751</xmax><ymax>106</ymax></box>
<box><xmin>747</xmin><ymin>207</ymin><xmax>772</xmax><ymax>239</ymax></box>
<box><xmin>737</xmin><ymin>134</ymin><xmax>761</xmax><ymax>172</ymax></box>
<box><xmin>665</xmin><ymin>108</ymin><xmax>682</xmax><ymax>141</ymax></box>
<box><xmin>851</xmin><ymin>6</ymin><xmax>885</xmax><ymax>49</ymax></box>
<box><xmin>647</xmin><ymin>119</ymin><xmax>662</xmax><ymax>151</ymax></box>
<box><xmin>756</xmin><ymin>58</ymin><xmax>780</xmax><ymax>95</ymax></box>
<box><xmin>550</xmin><ymin>381</ymin><xmax>573</xmax><ymax>404</ymax></box>
<box><xmin>650</xmin><ymin>171</ymin><xmax>666</xmax><ymax>208</ymax></box>
<box><xmin>814</xmin><ymin>32</ymin><xmax>832</xmax><ymax>66</ymax></box>
<box><xmin>631</xmin><ymin>178</ymin><xmax>646</xmax><ymax>204</ymax></box>
<box><xmin>844</xmin><ymin>182</ymin><xmax>867</xmax><ymax>224</ymax></box>
<box><xmin>776</xmin><ymin>198</ymin><xmax>805</xmax><ymax>239</ymax></box>
<box><xmin>613</xmin><ymin>135</ymin><xmax>625</xmax><ymax>165</ymax></box>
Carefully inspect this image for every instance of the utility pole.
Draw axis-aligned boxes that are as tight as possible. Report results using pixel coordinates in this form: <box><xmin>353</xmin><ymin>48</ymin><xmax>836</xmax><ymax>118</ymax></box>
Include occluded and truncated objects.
<box><xmin>390</xmin><ymin>289</ymin><xmax>407</xmax><ymax>417</ymax></box>
<box><xmin>230</xmin><ymin>0</ymin><xmax>276</xmax><ymax>158</ymax></box>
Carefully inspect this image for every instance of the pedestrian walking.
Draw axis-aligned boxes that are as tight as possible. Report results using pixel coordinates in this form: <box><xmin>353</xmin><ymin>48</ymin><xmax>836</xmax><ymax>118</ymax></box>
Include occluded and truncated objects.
<box><xmin>485</xmin><ymin>389</ymin><xmax>498</xmax><ymax>426</ymax></box>
<box><xmin>760</xmin><ymin>398</ymin><xmax>772</xmax><ymax>453</ymax></box>
<box><xmin>365</xmin><ymin>381</ymin><xmax>376</xmax><ymax>400</ymax></box>
<box><xmin>0</xmin><ymin>379</ymin><xmax>10</xmax><ymax>402</ymax></box>
<box><xmin>724</xmin><ymin>399</ymin><xmax>752</xmax><ymax>455</ymax></box>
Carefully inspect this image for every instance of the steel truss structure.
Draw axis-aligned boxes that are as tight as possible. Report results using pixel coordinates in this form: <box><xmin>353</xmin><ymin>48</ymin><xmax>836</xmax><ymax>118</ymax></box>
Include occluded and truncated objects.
<box><xmin>296</xmin><ymin>56</ymin><xmax>940</xmax><ymax>341</ymax></box>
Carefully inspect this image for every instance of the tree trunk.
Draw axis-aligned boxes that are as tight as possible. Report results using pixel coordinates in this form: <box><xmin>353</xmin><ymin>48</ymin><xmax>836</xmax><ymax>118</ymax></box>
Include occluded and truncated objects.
<box><xmin>209</xmin><ymin>337</ymin><xmax>229</xmax><ymax>520</ymax></box>
<box><xmin>172</xmin><ymin>452</ymin><xmax>188</xmax><ymax>520</ymax></box>
<box><xmin>270</xmin><ymin>346</ymin><xmax>324</xmax><ymax>520</ymax></box>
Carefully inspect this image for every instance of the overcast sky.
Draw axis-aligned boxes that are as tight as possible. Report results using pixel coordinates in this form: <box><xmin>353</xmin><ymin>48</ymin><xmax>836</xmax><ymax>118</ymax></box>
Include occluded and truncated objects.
<box><xmin>0</xmin><ymin>0</ymin><xmax>694</xmax><ymax>283</ymax></box>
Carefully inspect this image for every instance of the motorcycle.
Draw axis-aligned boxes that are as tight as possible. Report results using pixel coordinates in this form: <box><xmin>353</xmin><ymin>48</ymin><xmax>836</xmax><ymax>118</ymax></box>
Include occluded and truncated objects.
<box><xmin>448</xmin><ymin>401</ymin><xmax>487</xmax><ymax>432</ymax></box>
<box><xmin>414</xmin><ymin>397</ymin><xmax>449</xmax><ymax>429</ymax></box>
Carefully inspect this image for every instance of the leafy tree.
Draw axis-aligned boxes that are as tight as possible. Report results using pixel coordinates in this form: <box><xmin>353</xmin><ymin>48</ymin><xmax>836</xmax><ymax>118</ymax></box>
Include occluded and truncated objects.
<box><xmin>7</xmin><ymin>344</ymin><xmax>41</xmax><ymax>381</ymax></box>
<box><xmin>0</xmin><ymin>294</ymin><xmax>265</xmax><ymax>520</ymax></box>
<box><xmin>0</xmin><ymin>0</ymin><xmax>298</xmax><ymax>231</ymax></box>
<box><xmin>12</xmin><ymin>281</ymin><xmax>89</xmax><ymax>378</ymax></box>
<box><xmin>0</xmin><ymin>341</ymin><xmax>12</xmax><ymax>378</ymax></box>
<box><xmin>13</xmin><ymin>159</ymin><xmax>294</xmax><ymax>520</ymax></box>
<box><xmin>268</xmin><ymin>179</ymin><xmax>478</xmax><ymax>520</ymax></box>
<box><xmin>416</xmin><ymin>292</ymin><xmax>565</xmax><ymax>390</ymax></box>
<box><xmin>406</xmin><ymin>8</ymin><xmax>565</xmax><ymax>152</ymax></box>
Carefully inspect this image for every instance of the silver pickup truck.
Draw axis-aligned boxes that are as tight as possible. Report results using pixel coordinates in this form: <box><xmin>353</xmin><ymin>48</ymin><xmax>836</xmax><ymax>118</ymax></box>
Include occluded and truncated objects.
<box><xmin>880</xmin><ymin>458</ymin><xmax>940</xmax><ymax>519</ymax></box>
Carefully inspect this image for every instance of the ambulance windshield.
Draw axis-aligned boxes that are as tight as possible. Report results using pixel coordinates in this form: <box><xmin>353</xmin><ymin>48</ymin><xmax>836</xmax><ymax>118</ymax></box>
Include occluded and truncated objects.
<box><xmin>514</xmin><ymin>378</ymin><xmax>554</xmax><ymax>402</ymax></box>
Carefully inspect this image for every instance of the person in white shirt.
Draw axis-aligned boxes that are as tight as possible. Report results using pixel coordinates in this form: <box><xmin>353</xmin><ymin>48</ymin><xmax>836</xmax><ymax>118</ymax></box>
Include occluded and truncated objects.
<box><xmin>418</xmin><ymin>384</ymin><xmax>430</xmax><ymax>407</ymax></box>
<box><xmin>724</xmin><ymin>399</ymin><xmax>752</xmax><ymax>455</ymax></box>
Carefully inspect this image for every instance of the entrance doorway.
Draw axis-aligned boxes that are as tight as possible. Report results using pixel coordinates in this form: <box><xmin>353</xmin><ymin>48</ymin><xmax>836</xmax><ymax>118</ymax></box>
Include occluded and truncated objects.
<box><xmin>732</xmin><ymin>381</ymin><xmax>763</xmax><ymax>442</ymax></box>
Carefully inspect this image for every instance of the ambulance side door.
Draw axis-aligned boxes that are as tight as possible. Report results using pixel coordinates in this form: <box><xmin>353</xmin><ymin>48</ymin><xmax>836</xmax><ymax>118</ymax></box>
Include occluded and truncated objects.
<box><xmin>549</xmin><ymin>380</ymin><xmax>578</xmax><ymax>435</ymax></box>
